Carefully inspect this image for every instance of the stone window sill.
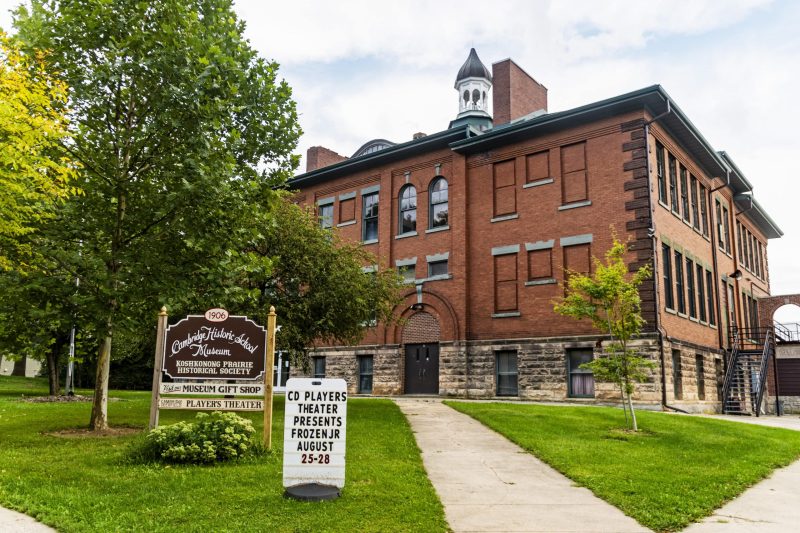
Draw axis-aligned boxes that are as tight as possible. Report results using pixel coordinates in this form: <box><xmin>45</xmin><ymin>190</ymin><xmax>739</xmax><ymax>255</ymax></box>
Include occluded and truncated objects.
<box><xmin>491</xmin><ymin>213</ymin><xmax>519</xmax><ymax>223</ymax></box>
<box><xmin>523</xmin><ymin>178</ymin><xmax>553</xmax><ymax>189</ymax></box>
<box><xmin>362</xmin><ymin>239</ymin><xmax>378</xmax><ymax>245</ymax></box>
<box><xmin>425</xmin><ymin>225</ymin><xmax>449</xmax><ymax>234</ymax></box>
<box><xmin>395</xmin><ymin>231</ymin><xmax>418</xmax><ymax>240</ymax></box>
<box><xmin>492</xmin><ymin>311</ymin><xmax>521</xmax><ymax>318</ymax></box>
<box><xmin>525</xmin><ymin>278</ymin><xmax>556</xmax><ymax>286</ymax></box>
<box><xmin>337</xmin><ymin>220</ymin><xmax>356</xmax><ymax>227</ymax></box>
<box><xmin>558</xmin><ymin>200</ymin><xmax>591</xmax><ymax>211</ymax></box>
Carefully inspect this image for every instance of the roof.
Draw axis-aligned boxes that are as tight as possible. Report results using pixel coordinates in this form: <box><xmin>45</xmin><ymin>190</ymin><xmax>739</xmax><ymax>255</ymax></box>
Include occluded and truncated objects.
<box><xmin>455</xmin><ymin>48</ymin><xmax>492</xmax><ymax>87</ymax></box>
<box><xmin>289</xmin><ymin>83</ymin><xmax>781</xmax><ymax>239</ymax></box>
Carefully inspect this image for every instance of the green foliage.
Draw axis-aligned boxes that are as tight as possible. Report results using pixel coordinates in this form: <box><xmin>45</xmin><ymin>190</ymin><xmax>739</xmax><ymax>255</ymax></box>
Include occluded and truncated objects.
<box><xmin>239</xmin><ymin>199</ymin><xmax>404</xmax><ymax>365</ymax></box>
<box><xmin>13</xmin><ymin>0</ymin><xmax>301</xmax><ymax>428</ymax></box>
<box><xmin>144</xmin><ymin>411</ymin><xmax>256</xmax><ymax>464</ymax></box>
<box><xmin>554</xmin><ymin>233</ymin><xmax>654</xmax><ymax>429</ymax></box>
<box><xmin>0</xmin><ymin>31</ymin><xmax>78</xmax><ymax>270</ymax></box>
<box><xmin>449</xmin><ymin>401</ymin><xmax>800</xmax><ymax>532</ymax></box>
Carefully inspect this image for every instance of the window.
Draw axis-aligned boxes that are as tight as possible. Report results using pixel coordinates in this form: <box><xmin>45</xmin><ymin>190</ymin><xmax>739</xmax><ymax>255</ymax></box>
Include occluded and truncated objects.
<box><xmin>680</xmin><ymin>166</ymin><xmax>690</xmax><ymax>223</ymax></box>
<box><xmin>758</xmin><ymin>241</ymin><xmax>765</xmax><ymax>279</ymax></box>
<box><xmin>362</xmin><ymin>192</ymin><xmax>379</xmax><ymax>242</ymax></box>
<box><xmin>669</xmin><ymin>154</ymin><xmax>679</xmax><ymax>213</ymax></box>
<box><xmin>358</xmin><ymin>356</ymin><xmax>373</xmax><ymax>394</ymax></box>
<box><xmin>494</xmin><ymin>252</ymin><xmax>518</xmax><ymax>313</ymax></box>
<box><xmin>398</xmin><ymin>185</ymin><xmax>417</xmax><ymax>234</ymax></box>
<box><xmin>690</xmin><ymin>176</ymin><xmax>700</xmax><ymax>230</ymax></box>
<box><xmin>563</xmin><ymin>243</ymin><xmax>591</xmax><ymax>294</ymax></box>
<box><xmin>568</xmin><ymin>349</ymin><xmax>595</xmax><ymax>398</ymax></box>
<box><xmin>398</xmin><ymin>264</ymin><xmax>415</xmax><ymax>283</ymax></box>
<box><xmin>672</xmin><ymin>349</ymin><xmax>683</xmax><ymax>400</ymax></box>
<box><xmin>656</xmin><ymin>141</ymin><xmax>667</xmax><ymax>204</ymax></box>
<box><xmin>429</xmin><ymin>178</ymin><xmax>448</xmax><ymax>228</ymax></box>
<box><xmin>527</xmin><ymin>248</ymin><xmax>552</xmax><ymax>281</ymax></box>
<box><xmin>696</xmin><ymin>264</ymin><xmax>707</xmax><ymax>323</ymax></box>
<box><xmin>695</xmin><ymin>355</ymin><xmax>705</xmax><ymax>400</ymax></box>
<box><xmin>526</xmin><ymin>151</ymin><xmax>549</xmax><ymax>184</ymax></box>
<box><xmin>663</xmin><ymin>244</ymin><xmax>674</xmax><ymax>310</ymax></box>
<box><xmin>748</xmin><ymin>232</ymin><xmax>755</xmax><ymax>274</ymax></box>
<box><xmin>496</xmin><ymin>351</ymin><xmax>518</xmax><ymax>396</ymax></box>
<box><xmin>313</xmin><ymin>357</ymin><xmax>326</xmax><ymax>379</ymax></box>
<box><xmin>736</xmin><ymin>222</ymin><xmax>744</xmax><ymax>264</ymax></box>
<box><xmin>675</xmin><ymin>251</ymin><xmax>685</xmax><ymax>314</ymax></box>
<box><xmin>706</xmin><ymin>270</ymin><xmax>716</xmax><ymax>326</ymax></box>
<box><xmin>493</xmin><ymin>159</ymin><xmax>516</xmax><ymax>217</ymax></box>
<box><xmin>561</xmin><ymin>142</ymin><xmax>588</xmax><ymax>204</ymax></box>
<box><xmin>699</xmin><ymin>185</ymin><xmax>709</xmax><ymax>236</ymax></box>
<box><xmin>722</xmin><ymin>206</ymin><xmax>731</xmax><ymax>253</ymax></box>
<box><xmin>428</xmin><ymin>260</ymin><xmax>448</xmax><ymax>278</ymax></box>
<box><xmin>686</xmin><ymin>257</ymin><xmax>696</xmax><ymax>319</ymax></box>
<box><xmin>715</xmin><ymin>199</ymin><xmax>724</xmax><ymax>249</ymax></box>
<box><xmin>318</xmin><ymin>203</ymin><xmax>333</xmax><ymax>229</ymax></box>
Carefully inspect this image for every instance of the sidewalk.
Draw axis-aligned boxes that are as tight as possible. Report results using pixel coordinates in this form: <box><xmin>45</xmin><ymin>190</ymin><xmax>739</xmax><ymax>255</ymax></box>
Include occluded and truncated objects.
<box><xmin>0</xmin><ymin>506</ymin><xmax>55</xmax><ymax>533</ymax></box>
<box><xmin>396</xmin><ymin>398</ymin><xmax>648</xmax><ymax>533</ymax></box>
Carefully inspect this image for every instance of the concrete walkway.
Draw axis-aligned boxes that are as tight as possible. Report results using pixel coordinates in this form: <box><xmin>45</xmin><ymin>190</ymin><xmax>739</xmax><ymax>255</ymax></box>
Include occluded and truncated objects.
<box><xmin>396</xmin><ymin>398</ymin><xmax>648</xmax><ymax>533</ymax></box>
<box><xmin>0</xmin><ymin>506</ymin><xmax>55</xmax><ymax>532</ymax></box>
<box><xmin>681</xmin><ymin>413</ymin><xmax>800</xmax><ymax>533</ymax></box>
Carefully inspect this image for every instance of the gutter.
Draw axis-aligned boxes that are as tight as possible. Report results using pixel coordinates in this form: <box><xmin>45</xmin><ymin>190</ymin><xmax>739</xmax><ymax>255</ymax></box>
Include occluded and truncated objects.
<box><xmin>643</xmin><ymin>101</ymin><xmax>688</xmax><ymax>414</ymax></box>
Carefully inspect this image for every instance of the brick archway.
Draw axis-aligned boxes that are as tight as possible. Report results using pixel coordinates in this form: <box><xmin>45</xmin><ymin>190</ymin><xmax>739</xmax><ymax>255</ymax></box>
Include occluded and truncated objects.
<box><xmin>758</xmin><ymin>294</ymin><xmax>800</xmax><ymax>327</ymax></box>
<box><xmin>388</xmin><ymin>287</ymin><xmax>459</xmax><ymax>344</ymax></box>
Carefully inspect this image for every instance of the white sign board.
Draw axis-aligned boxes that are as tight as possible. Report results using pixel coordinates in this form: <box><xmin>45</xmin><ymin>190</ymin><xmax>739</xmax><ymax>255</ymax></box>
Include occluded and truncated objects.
<box><xmin>158</xmin><ymin>398</ymin><xmax>264</xmax><ymax>411</ymax></box>
<box><xmin>283</xmin><ymin>378</ymin><xmax>347</xmax><ymax>490</ymax></box>
<box><xmin>160</xmin><ymin>383</ymin><xmax>264</xmax><ymax>396</ymax></box>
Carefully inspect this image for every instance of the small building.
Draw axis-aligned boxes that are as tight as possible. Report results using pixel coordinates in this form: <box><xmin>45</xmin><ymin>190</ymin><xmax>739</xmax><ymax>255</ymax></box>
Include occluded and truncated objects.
<box><xmin>288</xmin><ymin>49</ymin><xmax>783</xmax><ymax>412</ymax></box>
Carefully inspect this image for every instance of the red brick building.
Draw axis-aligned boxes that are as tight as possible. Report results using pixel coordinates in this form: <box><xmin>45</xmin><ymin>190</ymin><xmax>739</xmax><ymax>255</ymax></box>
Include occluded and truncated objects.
<box><xmin>288</xmin><ymin>49</ymin><xmax>782</xmax><ymax>412</ymax></box>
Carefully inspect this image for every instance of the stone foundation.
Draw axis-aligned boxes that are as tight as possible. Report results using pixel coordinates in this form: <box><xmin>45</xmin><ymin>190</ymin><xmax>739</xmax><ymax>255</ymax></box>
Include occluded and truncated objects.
<box><xmin>299</xmin><ymin>334</ymin><xmax>725</xmax><ymax>411</ymax></box>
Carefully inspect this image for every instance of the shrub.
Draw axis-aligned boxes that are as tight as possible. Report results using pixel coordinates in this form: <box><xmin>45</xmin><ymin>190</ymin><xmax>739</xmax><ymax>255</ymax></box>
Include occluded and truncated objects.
<box><xmin>145</xmin><ymin>411</ymin><xmax>256</xmax><ymax>464</ymax></box>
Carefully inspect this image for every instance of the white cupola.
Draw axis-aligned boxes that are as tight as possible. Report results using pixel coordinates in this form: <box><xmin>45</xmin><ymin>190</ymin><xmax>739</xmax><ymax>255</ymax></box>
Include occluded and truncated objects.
<box><xmin>450</xmin><ymin>48</ymin><xmax>493</xmax><ymax>130</ymax></box>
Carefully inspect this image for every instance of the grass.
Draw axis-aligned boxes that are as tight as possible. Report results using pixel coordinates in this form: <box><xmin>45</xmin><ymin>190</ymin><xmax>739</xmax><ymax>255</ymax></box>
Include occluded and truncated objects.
<box><xmin>446</xmin><ymin>401</ymin><xmax>800</xmax><ymax>532</ymax></box>
<box><xmin>0</xmin><ymin>376</ymin><xmax>448</xmax><ymax>532</ymax></box>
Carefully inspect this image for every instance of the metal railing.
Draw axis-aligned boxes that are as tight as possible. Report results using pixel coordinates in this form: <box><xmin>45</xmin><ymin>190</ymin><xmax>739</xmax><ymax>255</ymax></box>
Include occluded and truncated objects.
<box><xmin>753</xmin><ymin>329</ymin><xmax>773</xmax><ymax>416</ymax></box>
<box><xmin>774</xmin><ymin>322</ymin><xmax>800</xmax><ymax>343</ymax></box>
<box><xmin>721</xmin><ymin>327</ymin><xmax>740</xmax><ymax>410</ymax></box>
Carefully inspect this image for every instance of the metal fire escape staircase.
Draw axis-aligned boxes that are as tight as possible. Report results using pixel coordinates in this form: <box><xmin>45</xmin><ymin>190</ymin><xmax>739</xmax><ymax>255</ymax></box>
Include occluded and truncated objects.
<box><xmin>721</xmin><ymin>327</ymin><xmax>775</xmax><ymax>416</ymax></box>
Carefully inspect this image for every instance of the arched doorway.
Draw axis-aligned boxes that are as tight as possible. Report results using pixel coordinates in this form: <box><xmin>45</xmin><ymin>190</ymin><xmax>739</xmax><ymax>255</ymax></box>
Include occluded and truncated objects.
<box><xmin>402</xmin><ymin>312</ymin><xmax>441</xmax><ymax>394</ymax></box>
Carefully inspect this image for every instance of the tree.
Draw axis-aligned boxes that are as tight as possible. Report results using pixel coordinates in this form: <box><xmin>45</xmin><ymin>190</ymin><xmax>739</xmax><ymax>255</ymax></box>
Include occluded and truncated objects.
<box><xmin>554</xmin><ymin>235</ymin><xmax>654</xmax><ymax>431</ymax></box>
<box><xmin>14</xmin><ymin>0</ymin><xmax>301</xmax><ymax>430</ymax></box>
<box><xmin>240</xmin><ymin>199</ymin><xmax>404</xmax><ymax>363</ymax></box>
<box><xmin>0</xmin><ymin>31</ymin><xmax>76</xmax><ymax>271</ymax></box>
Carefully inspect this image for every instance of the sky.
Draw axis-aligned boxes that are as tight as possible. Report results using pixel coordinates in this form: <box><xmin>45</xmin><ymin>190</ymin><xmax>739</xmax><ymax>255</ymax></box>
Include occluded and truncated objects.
<box><xmin>2</xmin><ymin>0</ymin><xmax>799</xmax><ymax>320</ymax></box>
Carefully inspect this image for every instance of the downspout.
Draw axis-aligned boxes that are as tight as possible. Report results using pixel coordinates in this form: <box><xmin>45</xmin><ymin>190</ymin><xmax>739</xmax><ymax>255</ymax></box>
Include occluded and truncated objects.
<box><xmin>643</xmin><ymin>101</ymin><xmax>688</xmax><ymax>414</ymax></box>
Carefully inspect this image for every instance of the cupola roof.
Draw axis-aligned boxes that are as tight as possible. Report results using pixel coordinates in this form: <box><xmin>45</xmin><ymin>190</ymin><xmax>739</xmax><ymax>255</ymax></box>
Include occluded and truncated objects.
<box><xmin>455</xmin><ymin>48</ymin><xmax>492</xmax><ymax>87</ymax></box>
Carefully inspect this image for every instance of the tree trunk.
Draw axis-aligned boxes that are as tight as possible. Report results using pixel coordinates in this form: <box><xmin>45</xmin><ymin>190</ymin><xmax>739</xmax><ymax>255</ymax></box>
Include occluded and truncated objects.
<box><xmin>11</xmin><ymin>356</ymin><xmax>26</xmax><ymax>376</ymax></box>
<box><xmin>46</xmin><ymin>334</ymin><xmax>66</xmax><ymax>395</ymax></box>
<box><xmin>89</xmin><ymin>335</ymin><xmax>112</xmax><ymax>431</ymax></box>
<box><xmin>627</xmin><ymin>391</ymin><xmax>638</xmax><ymax>431</ymax></box>
<box><xmin>619</xmin><ymin>382</ymin><xmax>628</xmax><ymax>425</ymax></box>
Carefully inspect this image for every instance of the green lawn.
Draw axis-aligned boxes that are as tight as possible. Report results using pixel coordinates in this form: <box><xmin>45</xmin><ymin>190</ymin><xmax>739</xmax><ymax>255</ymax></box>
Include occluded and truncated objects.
<box><xmin>0</xmin><ymin>376</ymin><xmax>447</xmax><ymax>532</ymax></box>
<box><xmin>446</xmin><ymin>401</ymin><xmax>800</xmax><ymax>532</ymax></box>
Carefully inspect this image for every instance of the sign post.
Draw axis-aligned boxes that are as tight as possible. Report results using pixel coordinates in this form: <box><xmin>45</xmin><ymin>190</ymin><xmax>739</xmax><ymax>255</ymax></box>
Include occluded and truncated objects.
<box><xmin>148</xmin><ymin>306</ymin><xmax>169</xmax><ymax>429</ymax></box>
<box><xmin>283</xmin><ymin>378</ymin><xmax>348</xmax><ymax>501</ymax></box>
<box><xmin>264</xmin><ymin>306</ymin><xmax>277</xmax><ymax>449</ymax></box>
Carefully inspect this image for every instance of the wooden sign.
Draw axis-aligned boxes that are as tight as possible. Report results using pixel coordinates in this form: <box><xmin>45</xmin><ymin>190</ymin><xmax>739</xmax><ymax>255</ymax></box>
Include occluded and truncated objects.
<box><xmin>149</xmin><ymin>306</ymin><xmax>278</xmax><ymax>448</ymax></box>
<box><xmin>159</xmin><ymin>383</ymin><xmax>264</xmax><ymax>396</ymax></box>
<box><xmin>158</xmin><ymin>398</ymin><xmax>264</xmax><ymax>411</ymax></box>
<box><xmin>283</xmin><ymin>378</ymin><xmax>348</xmax><ymax>499</ymax></box>
<box><xmin>163</xmin><ymin>313</ymin><xmax>267</xmax><ymax>380</ymax></box>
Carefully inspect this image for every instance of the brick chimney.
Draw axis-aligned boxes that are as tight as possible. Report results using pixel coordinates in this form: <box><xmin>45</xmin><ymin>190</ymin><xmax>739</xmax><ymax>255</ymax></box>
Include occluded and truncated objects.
<box><xmin>412</xmin><ymin>132</ymin><xmax>427</xmax><ymax>140</ymax></box>
<box><xmin>306</xmin><ymin>146</ymin><xmax>347</xmax><ymax>173</ymax></box>
<box><xmin>492</xmin><ymin>59</ymin><xmax>547</xmax><ymax>126</ymax></box>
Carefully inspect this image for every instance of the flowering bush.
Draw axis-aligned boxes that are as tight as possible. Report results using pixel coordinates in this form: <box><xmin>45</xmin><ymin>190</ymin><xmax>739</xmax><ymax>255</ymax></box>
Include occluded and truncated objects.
<box><xmin>146</xmin><ymin>411</ymin><xmax>256</xmax><ymax>464</ymax></box>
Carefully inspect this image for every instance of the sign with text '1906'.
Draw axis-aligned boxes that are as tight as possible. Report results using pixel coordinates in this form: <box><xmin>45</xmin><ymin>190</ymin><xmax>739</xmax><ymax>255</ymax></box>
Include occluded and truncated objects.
<box><xmin>283</xmin><ymin>378</ymin><xmax>347</xmax><ymax>490</ymax></box>
<box><xmin>162</xmin><ymin>313</ymin><xmax>266</xmax><ymax>380</ymax></box>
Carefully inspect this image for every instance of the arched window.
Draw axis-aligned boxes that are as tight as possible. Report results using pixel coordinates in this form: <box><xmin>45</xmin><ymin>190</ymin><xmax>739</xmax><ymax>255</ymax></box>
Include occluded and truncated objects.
<box><xmin>399</xmin><ymin>185</ymin><xmax>417</xmax><ymax>234</ymax></box>
<box><xmin>429</xmin><ymin>178</ymin><xmax>448</xmax><ymax>229</ymax></box>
